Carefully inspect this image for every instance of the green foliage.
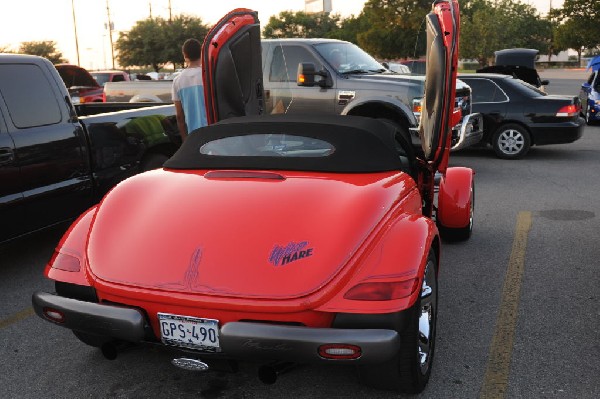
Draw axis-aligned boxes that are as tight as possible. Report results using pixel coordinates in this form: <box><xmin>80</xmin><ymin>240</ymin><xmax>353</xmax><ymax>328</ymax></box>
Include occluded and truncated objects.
<box><xmin>356</xmin><ymin>0</ymin><xmax>430</xmax><ymax>59</ymax></box>
<box><xmin>116</xmin><ymin>14</ymin><xmax>209</xmax><ymax>72</ymax></box>
<box><xmin>262</xmin><ymin>11</ymin><xmax>341</xmax><ymax>38</ymax></box>
<box><xmin>552</xmin><ymin>0</ymin><xmax>600</xmax><ymax>55</ymax></box>
<box><xmin>18</xmin><ymin>41</ymin><xmax>66</xmax><ymax>64</ymax></box>
<box><xmin>460</xmin><ymin>0</ymin><xmax>552</xmax><ymax>66</ymax></box>
<box><xmin>162</xmin><ymin>15</ymin><xmax>210</xmax><ymax>69</ymax></box>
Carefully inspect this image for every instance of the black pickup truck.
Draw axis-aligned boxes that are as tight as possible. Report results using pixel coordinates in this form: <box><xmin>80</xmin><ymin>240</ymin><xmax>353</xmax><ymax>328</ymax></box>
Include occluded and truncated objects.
<box><xmin>0</xmin><ymin>54</ymin><xmax>180</xmax><ymax>243</ymax></box>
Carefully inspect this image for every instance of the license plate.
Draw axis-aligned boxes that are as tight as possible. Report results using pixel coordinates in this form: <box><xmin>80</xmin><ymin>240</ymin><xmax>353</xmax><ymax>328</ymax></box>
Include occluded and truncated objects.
<box><xmin>158</xmin><ymin>313</ymin><xmax>221</xmax><ymax>352</ymax></box>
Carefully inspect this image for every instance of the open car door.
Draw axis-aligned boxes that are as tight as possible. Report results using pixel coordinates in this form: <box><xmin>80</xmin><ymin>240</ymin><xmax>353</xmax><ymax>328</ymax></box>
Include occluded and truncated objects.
<box><xmin>419</xmin><ymin>0</ymin><xmax>461</xmax><ymax>175</ymax></box>
<box><xmin>201</xmin><ymin>9</ymin><xmax>264</xmax><ymax>125</ymax></box>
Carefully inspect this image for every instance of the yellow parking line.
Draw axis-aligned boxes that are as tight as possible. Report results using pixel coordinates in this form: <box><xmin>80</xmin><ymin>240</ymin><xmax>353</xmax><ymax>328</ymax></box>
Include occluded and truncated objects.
<box><xmin>480</xmin><ymin>211</ymin><xmax>532</xmax><ymax>399</ymax></box>
<box><xmin>0</xmin><ymin>307</ymin><xmax>35</xmax><ymax>329</ymax></box>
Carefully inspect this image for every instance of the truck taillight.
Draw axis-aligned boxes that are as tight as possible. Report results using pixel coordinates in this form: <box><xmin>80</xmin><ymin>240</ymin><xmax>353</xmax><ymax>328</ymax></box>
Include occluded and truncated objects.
<box><xmin>343</xmin><ymin>279</ymin><xmax>418</xmax><ymax>301</ymax></box>
<box><xmin>556</xmin><ymin>104</ymin><xmax>579</xmax><ymax>117</ymax></box>
<box><xmin>412</xmin><ymin>98</ymin><xmax>422</xmax><ymax>114</ymax></box>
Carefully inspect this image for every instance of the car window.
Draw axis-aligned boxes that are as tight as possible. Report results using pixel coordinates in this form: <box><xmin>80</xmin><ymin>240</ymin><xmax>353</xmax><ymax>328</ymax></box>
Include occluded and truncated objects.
<box><xmin>269</xmin><ymin>45</ymin><xmax>319</xmax><ymax>83</ymax></box>
<box><xmin>200</xmin><ymin>134</ymin><xmax>335</xmax><ymax>157</ymax></box>
<box><xmin>314</xmin><ymin>42</ymin><xmax>385</xmax><ymax>74</ymax></box>
<box><xmin>462</xmin><ymin>78</ymin><xmax>508</xmax><ymax>103</ymax></box>
<box><xmin>0</xmin><ymin>64</ymin><xmax>62</xmax><ymax>128</ymax></box>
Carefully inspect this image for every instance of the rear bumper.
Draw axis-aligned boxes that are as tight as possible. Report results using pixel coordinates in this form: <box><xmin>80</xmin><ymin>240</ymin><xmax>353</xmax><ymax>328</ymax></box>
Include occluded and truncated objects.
<box><xmin>408</xmin><ymin>112</ymin><xmax>484</xmax><ymax>151</ymax></box>
<box><xmin>33</xmin><ymin>291</ymin><xmax>401</xmax><ymax>364</ymax></box>
<box><xmin>531</xmin><ymin>117</ymin><xmax>585</xmax><ymax>145</ymax></box>
<box><xmin>451</xmin><ymin>113</ymin><xmax>484</xmax><ymax>151</ymax></box>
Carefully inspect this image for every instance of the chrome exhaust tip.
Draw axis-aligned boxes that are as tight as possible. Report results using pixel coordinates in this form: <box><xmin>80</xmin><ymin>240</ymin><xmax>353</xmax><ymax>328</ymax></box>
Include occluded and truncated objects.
<box><xmin>171</xmin><ymin>357</ymin><xmax>209</xmax><ymax>371</ymax></box>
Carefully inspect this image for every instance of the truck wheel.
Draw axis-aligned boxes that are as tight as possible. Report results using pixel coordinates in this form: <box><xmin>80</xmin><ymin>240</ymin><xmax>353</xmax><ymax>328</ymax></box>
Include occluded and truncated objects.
<box><xmin>141</xmin><ymin>153</ymin><xmax>169</xmax><ymax>171</ymax></box>
<box><xmin>358</xmin><ymin>252</ymin><xmax>437</xmax><ymax>393</ymax></box>
<box><xmin>492</xmin><ymin>124</ymin><xmax>530</xmax><ymax>159</ymax></box>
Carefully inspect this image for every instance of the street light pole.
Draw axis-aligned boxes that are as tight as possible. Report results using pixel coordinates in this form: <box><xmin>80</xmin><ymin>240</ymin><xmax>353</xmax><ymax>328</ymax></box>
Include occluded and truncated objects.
<box><xmin>71</xmin><ymin>0</ymin><xmax>80</xmax><ymax>66</ymax></box>
<box><xmin>106</xmin><ymin>0</ymin><xmax>115</xmax><ymax>69</ymax></box>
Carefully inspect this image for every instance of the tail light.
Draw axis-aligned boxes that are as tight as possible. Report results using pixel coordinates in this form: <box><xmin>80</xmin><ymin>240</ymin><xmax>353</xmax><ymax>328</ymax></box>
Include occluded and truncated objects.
<box><xmin>556</xmin><ymin>104</ymin><xmax>579</xmax><ymax>117</ymax></box>
<box><xmin>49</xmin><ymin>251</ymin><xmax>81</xmax><ymax>272</ymax></box>
<box><xmin>343</xmin><ymin>279</ymin><xmax>418</xmax><ymax>301</ymax></box>
<box><xmin>43</xmin><ymin>307</ymin><xmax>66</xmax><ymax>323</ymax></box>
<box><xmin>318</xmin><ymin>344</ymin><xmax>362</xmax><ymax>360</ymax></box>
<box><xmin>102</xmin><ymin>91</ymin><xmax>107</xmax><ymax>102</ymax></box>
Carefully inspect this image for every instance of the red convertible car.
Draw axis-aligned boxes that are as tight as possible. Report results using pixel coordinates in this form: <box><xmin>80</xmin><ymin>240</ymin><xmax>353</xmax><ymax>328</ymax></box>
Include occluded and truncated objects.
<box><xmin>33</xmin><ymin>2</ymin><xmax>472</xmax><ymax>393</ymax></box>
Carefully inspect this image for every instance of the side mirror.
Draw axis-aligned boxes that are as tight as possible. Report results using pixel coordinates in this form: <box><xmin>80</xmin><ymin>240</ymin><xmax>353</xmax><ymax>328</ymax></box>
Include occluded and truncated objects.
<box><xmin>382</xmin><ymin>62</ymin><xmax>389</xmax><ymax>69</ymax></box>
<box><xmin>582</xmin><ymin>82</ymin><xmax>591</xmax><ymax>90</ymax></box>
<box><xmin>540</xmin><ymin>79</ymin><xmax>549</xmax><ymax>86</ymax></box>
<box><xmin>297</xmin><ymin>63</ymin><xmax>332</xmax><ymax>88</ymax></box>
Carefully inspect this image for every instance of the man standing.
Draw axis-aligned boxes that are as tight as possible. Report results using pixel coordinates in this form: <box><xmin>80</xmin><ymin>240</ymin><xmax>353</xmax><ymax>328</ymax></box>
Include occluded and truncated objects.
<box><xmin>172</xmin><ymin>38</ymin><xmax>207</xmax><ymax>142</ymax></box>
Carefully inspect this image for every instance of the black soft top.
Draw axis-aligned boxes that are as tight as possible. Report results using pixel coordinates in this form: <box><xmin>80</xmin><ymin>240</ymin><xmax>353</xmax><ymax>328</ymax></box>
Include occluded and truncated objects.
<box><xmin>164</xmin><ymin>114</ymin><xmax>409</xmax><ymax>173</ymax></box>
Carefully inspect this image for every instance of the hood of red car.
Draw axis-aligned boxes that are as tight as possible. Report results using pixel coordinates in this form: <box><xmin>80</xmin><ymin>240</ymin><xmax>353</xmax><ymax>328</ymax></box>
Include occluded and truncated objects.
<box><xmin>55</xmin><ymin>64</ymin><xmax>99</xmax><ymax>88</ymax></box>
<box><xmin>86</xmin><ymin>169</ymin><xmax>414</xmax><ymax>299</ymax></box>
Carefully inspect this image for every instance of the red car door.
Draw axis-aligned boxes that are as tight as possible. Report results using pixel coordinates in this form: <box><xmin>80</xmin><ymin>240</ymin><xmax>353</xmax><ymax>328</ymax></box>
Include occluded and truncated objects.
<box><xmin>201</xmin><ymin>9</ymin><xmax>265</xmax><ymax>125</ymax></box>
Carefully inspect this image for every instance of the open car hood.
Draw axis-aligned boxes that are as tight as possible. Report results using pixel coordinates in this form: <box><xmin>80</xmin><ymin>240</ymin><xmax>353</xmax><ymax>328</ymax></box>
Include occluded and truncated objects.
<box><xmin>202</xmin><ymin>9</ymin><xmax>265</xmax><ymax>124</ymax></box>
<box><xmin>494</xmin><ymin>48</ymin><xmax>538</xmax><ymax>69</ymax></box>
<box><xmin>55</xmin><ymin>64</ymin><xmax>100</xmax><ymax>89</ymax></box>
<box><xmin>418</xmin><ymin>0</ymin><xmax>461</xmax><ymax>172</ymax></box>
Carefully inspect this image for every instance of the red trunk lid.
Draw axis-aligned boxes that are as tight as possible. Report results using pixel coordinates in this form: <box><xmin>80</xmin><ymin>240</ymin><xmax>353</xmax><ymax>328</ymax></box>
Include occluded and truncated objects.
<box><xmin>87</xmin><ymin>170</ymin><xmax>414</xmax><ymax>299</ymax></box>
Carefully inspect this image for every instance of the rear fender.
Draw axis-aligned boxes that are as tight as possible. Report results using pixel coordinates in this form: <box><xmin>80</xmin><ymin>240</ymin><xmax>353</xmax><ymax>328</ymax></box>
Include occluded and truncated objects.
<box><xmin>438</xmin><ymin>166</ymin><xmax>474</xmax><ymax>228</ymax></box>
<box><xmin>317</xmin><ymin>215</ymin><xmax>438</xmax><ymax>314</ymax></box>
<box><xmin>45</xmin><ymin>207</ymin><xmax>97</xmax><ymax>286</ymax></box>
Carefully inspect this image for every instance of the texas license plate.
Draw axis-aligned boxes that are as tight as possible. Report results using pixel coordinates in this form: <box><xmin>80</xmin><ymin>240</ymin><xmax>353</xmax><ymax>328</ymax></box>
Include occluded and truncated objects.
<box><xmin>158</xmin><ymin>313</ymin><xmax>220</xmax><ymax>352</ymax></box>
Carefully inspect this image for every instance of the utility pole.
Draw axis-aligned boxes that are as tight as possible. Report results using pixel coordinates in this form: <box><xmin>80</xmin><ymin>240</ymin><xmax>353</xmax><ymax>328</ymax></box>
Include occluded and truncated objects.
<box><xmin>168</xmin><ymin>0</ymin><xmax>172</xmax><ymax>22</ymax></box>
<box><xmin>149</xmin><ymin>1</ymin><xmax>152</xmax><ymax>18</ymax></box>
<box><xmin>71</xmin><ymin>0</ymin><xmax>80</xmax><ymax>66</ymax></box>
<box><xmin>106</xmin><ymin>0</ymin><xmax>115</xmax><ymax>69</ymax></box>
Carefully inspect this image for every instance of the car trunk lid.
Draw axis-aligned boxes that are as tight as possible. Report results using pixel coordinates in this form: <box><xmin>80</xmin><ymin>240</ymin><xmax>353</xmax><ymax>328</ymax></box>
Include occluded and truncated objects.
<box><xmin>87</xmin><ymin>169</ymin><xmax>413</xmax><ymax>300</ymax></box>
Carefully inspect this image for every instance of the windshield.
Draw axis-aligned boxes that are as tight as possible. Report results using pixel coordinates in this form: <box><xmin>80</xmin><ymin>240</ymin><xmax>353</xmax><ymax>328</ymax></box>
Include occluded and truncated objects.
<box><xmin>91</xmin><ymin>73</ymin><xmax>110</xmax><ymax>87</ymax></box>
<box><xmin>314</xmin><ymin>42</ymin><xmax>386</xmax><ymax>74</ymax></box>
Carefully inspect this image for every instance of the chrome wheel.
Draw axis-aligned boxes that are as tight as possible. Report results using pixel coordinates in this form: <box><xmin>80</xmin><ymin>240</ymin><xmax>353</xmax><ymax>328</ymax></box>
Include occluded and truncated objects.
<box><xmin>497</xmin><ymin>129</ymin><xmax>525</xmax><ymax>155</ymax></box>
<box><xmin>418</xmin><ymin>259</ymin><xmax>437</xmax><ymax>374</ymax></box>
<box><xmin>492</xmin><ymin>124</ymin><xmax>530</xmax><ymax>159</ymax></box>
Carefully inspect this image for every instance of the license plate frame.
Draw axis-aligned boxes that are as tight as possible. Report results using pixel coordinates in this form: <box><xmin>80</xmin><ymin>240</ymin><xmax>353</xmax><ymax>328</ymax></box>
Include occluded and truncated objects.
<box><xmin>158</xmin><ymin>313</ymin><xmax>221</xmax><ymax>352</ymax></box>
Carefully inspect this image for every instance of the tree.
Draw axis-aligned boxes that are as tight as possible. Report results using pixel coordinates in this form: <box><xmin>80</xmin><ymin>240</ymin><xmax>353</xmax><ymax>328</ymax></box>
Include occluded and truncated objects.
<box><xmin>116</xmin><ymin>18</ymin><xmax>165</xmax><ymax>72</ymax></box>
<box><xmin>18</xmin><ymin>41</ymin><xmax>66</xmax><ymax>64</ymax></box>
<box><xmin>0</xmin><ymin>45</ymin><xmax>13</xmax><ymax>53</ymax></box>
<box><xmin>460</xmin><ymin>0</ymin><xmax>552</xmax><ymax>67</ymax></box>
<box><xmin>551</xmin><ymin>0</ymin><xmax>600</xmax><ymax>59</ymax></box>
<box><xmin>115</xmin><ymin>15</ymin><xmax>209</xmax><ymax>72</ymax></box>
<box><xmin>162</xmin><ymin>15</ymin><xmax>210</xmax><ymax>69</ymax></box>
<box><xmin>262</xmin><ymin>11</ymin><xmax>341</xmax><ymax>39</ymax></box>
<box><xmin>356</xmin><ymin>0</ymin><xmax>431</xmax><ymax>60</ymax></box>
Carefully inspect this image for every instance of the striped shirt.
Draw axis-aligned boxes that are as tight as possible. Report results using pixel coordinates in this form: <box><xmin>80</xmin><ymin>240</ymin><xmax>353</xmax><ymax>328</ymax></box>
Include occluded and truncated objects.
<box><xmin>171</xmin><ymin>66</ymin><xmax>207</xmax><ymax>133</ymax></box>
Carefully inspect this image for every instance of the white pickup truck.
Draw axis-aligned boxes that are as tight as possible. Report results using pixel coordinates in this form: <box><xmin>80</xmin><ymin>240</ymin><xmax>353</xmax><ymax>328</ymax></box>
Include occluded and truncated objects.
<box><xmin>104</xmin><ymin>80</ymin><xmax>173</xmax><ymax>103</ymax></box>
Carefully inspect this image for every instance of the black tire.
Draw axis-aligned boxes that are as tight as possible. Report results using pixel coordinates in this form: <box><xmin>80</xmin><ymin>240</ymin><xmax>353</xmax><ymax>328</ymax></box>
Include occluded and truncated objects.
<box><xmin>141</xmin><ymin>153</ymin><xmax>169</xmax><ymax>171</ymax></box>
<box><xmin>585</xmin><ymin>105</ymin><xmax>597</xmax><ymax>126</ymax></box>
<box><xmin>358</xmin><ymin>252</ymin><xmax>438</xmax><ymax>393</ymax></box>
<box><xmin>492</xmin><ymin>123</ymin><xmax>531</xmax><ymax>159</ymax></box>
<box><xmin>73</xmin><ymin>331</ymin><xmax>112</xmax><ymax>348</ymax></box>
<box><xmin>438</xmin><ymin>182</ymin><xmax>474</xmax><ymax>242</ymax></box>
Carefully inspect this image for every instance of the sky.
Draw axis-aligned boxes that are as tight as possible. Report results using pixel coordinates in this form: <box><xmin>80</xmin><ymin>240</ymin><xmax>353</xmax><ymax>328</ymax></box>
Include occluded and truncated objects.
<box><xmin>1</xmin><ymin>0</ymin><xmax>562</xmax><ymax>70</ymax></box>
